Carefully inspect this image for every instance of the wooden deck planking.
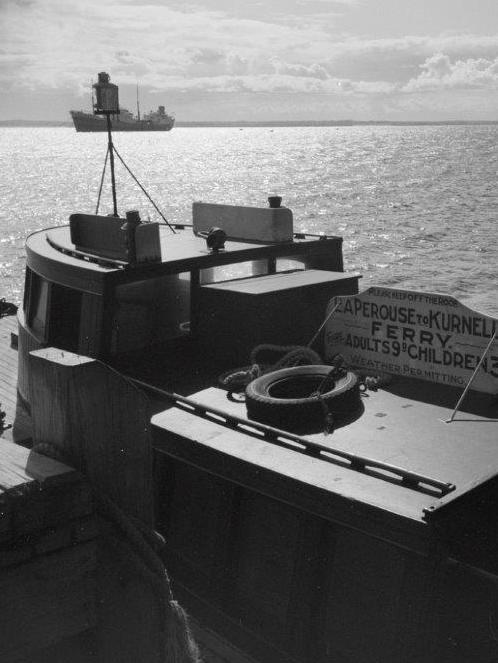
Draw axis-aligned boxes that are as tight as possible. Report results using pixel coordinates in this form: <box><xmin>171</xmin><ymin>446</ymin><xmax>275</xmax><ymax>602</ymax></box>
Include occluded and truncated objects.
<box><xmin>0</xmin><ymin>314</ymin><xmax>32</xmax><ymax>443</ymax></box>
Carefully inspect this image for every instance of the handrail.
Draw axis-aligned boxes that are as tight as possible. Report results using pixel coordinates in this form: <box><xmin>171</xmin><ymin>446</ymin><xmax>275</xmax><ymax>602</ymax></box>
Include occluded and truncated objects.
<box><xmin>170</xmin><ymin>224</ymin><xmax>341</xmax><ymax>242</ymax></box>
<box><xmin>46</xmin><ymin>234</ymin><xmax>127</xmax><ymax>269</ymax></box>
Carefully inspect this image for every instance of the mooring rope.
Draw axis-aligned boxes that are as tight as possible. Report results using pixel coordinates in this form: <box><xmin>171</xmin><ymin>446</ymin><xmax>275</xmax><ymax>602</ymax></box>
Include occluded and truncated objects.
<box><xmin>219</xmin><ymin>344</ymin><xmax>322</xmax><ymax>394</ymax></box>
<box><xmin>32</xmin><ymin>441</ymin><xmax>201</xmax><ymax>663</ymax></box>
<box><xmin>218</xmin><ymin>292</ymin><xmax>338</xmax><ymax>396</ymax></box>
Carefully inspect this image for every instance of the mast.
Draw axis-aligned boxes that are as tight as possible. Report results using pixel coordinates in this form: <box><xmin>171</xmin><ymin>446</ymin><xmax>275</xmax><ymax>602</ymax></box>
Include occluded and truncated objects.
<box><xmin>136</xmin><ymin>83</ymin><xmax>141</xmax><ymax>121</ymax></box>
<box><xmin>93</xmin><ymin>72</ymin><xmax>119</xmax><ymax>216</ymax></box>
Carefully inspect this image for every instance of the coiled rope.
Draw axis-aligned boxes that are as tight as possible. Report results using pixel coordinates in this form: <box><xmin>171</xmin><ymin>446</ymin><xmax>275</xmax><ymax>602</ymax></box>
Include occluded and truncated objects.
<box><xmin>219</xmin><ymin>344</ymin><xmax>323</xmax><ymax>394</ymax></box>
<box><xmin>219</xmin><ymin>299</ymin><xmax>344</xmax><ymax>395</ymax></box>
<box><xmin>218</xmin><ymin>300</ymin><xmax>342</xmax><ymax>394</ymax></box>
<box><xmin>33</xmin><ymin>441</ymin><xmax>201</xmax><ymax>663</ymax></box>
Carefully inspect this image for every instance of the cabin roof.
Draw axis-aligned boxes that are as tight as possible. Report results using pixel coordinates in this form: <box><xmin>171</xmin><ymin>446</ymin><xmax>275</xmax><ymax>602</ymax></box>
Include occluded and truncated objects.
<box><xmin>25</xmin><ymin>225</ymin><xmax>343</xmax><ymax>294</ymax></box>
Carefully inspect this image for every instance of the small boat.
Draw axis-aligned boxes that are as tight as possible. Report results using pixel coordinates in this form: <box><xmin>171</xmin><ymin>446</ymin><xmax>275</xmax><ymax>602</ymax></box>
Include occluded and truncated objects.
<box><xmin>15</xmin><ymin>192</ymin><xmax>498</xmax><ymax>662</ymax></box>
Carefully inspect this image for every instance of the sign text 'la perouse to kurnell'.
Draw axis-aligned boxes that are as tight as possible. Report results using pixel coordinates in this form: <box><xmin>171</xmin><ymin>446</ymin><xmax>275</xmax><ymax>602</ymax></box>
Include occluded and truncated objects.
<box><xmin>325</xmin><ymin>287</ymin><xmax>498</xmax><ymax>391</ymax></box>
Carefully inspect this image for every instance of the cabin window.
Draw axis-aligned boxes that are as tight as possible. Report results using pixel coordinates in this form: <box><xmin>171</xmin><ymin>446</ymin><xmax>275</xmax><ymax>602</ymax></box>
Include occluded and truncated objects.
<box><xmin>23</xmin><ymin>268</ymin><xmax>32</xmax><ymax>314</ymax></box>
<box><xmin>200</xmin><ymin>259</ymin><xmax>305</xmax><ymax>285</ymax></box>
<box><xmin>27</xmin><ymin>272</ymin><xmax>50</xmax><ymax>340</ymax></box>
<box><xmin>48</xmin><ymin>283</ymin><xmax>82</xmax><ymax>352</ymax></box>
<box><xmin>276</xmin><ymin>258</ymin><xmax>304</xmax><ymax>272</ymax></box>
<box><xmin>200</xmin><ymin>262</ymin><xmax>256</xmax><ymax>284</ymax></box>
<box><xmin>111</xmin><ymin>273</ymin><xmax>191</xmax><ymax>354</ymax></box>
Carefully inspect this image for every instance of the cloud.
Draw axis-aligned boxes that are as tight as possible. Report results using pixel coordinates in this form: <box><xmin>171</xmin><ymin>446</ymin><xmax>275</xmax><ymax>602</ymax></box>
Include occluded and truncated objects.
<box><xmin>272</xmin><ymin>60</ymin><xmax>330</xmax><ymax>80</ymax></box>
<box><xmin>2</xmin><ymin>0</ymin><xmax>498</xmax><ymax>91</ymax></box>
<box><xmin>2</xmin><ymin>0</ymin><xmax>498</xmax><ymax>120</ymax></box>
<box><xmin>0</xmin><ymin>0</ymin><xmax>330</xmax><ymax>89</ymax></box>
<box><xmin>317</xmin><ymin>34</ymin><xmax>498</xmax><ymax>83</ymax></box>
<box><xmin>403</xmin><ymin>53</ymin><xmax>498</xmax><ymax>91</ymax></box>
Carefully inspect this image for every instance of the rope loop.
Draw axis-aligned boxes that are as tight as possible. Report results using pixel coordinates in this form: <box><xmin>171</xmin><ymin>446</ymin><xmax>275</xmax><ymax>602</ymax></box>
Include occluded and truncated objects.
<box><xmin>219</xmin><ymin>344</ymin><xmax>323</xmax><ymax>396</ymax></box>
<box><xmin>250</xmin><ymin>343</ymin><xmax>322</xmax><ymax>369</ymax></box>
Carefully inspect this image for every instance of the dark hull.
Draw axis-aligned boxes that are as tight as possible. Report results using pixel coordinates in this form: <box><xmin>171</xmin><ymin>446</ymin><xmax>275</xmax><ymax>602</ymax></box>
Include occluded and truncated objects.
<box><xmin>70</xmin><ymin>112</ymin><xmax>174</xmax><ymax>132</ymax></box>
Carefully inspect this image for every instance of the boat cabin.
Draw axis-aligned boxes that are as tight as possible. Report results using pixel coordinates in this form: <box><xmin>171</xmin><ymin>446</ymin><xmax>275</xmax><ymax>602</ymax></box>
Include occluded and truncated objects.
<box><xmin>18</xmin><ymin>201</ymin><xmax>359</xmax><ymax>401</ymax></box>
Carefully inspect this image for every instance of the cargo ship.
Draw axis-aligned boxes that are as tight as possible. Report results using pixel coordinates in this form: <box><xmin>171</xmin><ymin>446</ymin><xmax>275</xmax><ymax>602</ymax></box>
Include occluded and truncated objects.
<box><xmin>71</xmin><ymin>74</ymin><xmax>174</xmax><ymax>132</ymax></box>
<box><xmin>70</xmin><ymin>104</ymin><xmax>175</xmax><ymax>132</ymax></box>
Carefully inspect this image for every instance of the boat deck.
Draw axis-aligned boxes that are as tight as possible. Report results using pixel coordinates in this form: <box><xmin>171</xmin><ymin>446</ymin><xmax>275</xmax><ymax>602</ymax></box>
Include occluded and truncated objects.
<box><xmin>151</xmin><ymin>374</ymin><xmax>498</xmax><ymax>552</ymax></box>
<box><xmin>0</xmin><ymin>314</ymin><xmax>32</xmax><ymax>444</ymax></box>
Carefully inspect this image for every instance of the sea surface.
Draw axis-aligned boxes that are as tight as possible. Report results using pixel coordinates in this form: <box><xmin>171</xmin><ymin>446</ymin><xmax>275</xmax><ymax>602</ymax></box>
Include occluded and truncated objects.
<box><xmin>0</xmin><ymin>125</ymin><xmax>496</xmax><ymax>315</ymax></box>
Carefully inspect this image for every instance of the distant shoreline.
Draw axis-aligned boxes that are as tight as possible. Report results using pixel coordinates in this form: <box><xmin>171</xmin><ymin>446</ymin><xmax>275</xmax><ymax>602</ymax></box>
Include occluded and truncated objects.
<box><xmin>1</xmin><ymin>119</ymin><xmax>498</xmax><ymax>128</ymax></box>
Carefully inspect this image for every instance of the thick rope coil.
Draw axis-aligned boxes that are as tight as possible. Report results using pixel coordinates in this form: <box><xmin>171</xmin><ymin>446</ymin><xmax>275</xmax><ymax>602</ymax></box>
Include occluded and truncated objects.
<box><xmin>249</xmin><ymin>343</ymin><xmax>322</xmax><ymax>370</ymax></box>
<box><xmin>219</xmin><ymin>345</ymin><xmax>322</xmax><ymax>395</ymax></box>
<box><xmin>32</xmin><ymin>442</ymin><xmax>201</xmax><ymax>663</ymax></box>
<box><xmin>219</xmin><ymin>363</ymin><xmax>261</xmax><ymax>393</ymax></box>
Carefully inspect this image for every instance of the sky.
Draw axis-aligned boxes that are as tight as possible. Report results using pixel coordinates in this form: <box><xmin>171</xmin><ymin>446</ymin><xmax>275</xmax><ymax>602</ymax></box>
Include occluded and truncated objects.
<box><xmin>1</xmin><ymin>0</ymin><xmax>498</xmax><ymax>121</ymax></box>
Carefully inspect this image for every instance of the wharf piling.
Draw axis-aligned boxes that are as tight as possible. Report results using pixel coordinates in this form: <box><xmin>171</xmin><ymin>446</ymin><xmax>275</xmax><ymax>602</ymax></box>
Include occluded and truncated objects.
<box><xmin>0</xmin><ymin>439</ymin><xmax>96</xmax><ymax>662</ymax></box>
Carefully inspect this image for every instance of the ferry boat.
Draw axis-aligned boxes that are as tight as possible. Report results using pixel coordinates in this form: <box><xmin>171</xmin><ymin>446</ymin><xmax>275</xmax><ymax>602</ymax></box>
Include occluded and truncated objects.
<box><xmin>15</xmin><ymin>191</ymin><xmax>498</xmax><ymax>662</ymax></box>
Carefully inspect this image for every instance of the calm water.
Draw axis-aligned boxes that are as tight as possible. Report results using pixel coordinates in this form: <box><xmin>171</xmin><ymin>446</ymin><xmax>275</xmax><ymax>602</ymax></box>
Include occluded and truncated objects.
<box><xmin>0</xmin><ymin>125</ymin><xmax>497</xmax><ymax>315</ymax></box>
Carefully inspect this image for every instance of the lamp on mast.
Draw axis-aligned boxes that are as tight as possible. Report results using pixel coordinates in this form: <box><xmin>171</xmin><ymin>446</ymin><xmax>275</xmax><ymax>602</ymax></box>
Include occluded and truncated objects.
<box><xmin>93</xmin><ymin>72</ymin><xmax>119</xmax><ymax>216</ymax></box>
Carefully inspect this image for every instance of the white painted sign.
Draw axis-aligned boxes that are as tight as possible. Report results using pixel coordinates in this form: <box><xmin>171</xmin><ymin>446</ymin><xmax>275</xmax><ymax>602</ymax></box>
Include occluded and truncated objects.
<box><xmin>325</xmin><ymin>287</ymin><xmax>498</xmax><ymax>393</ymax></box>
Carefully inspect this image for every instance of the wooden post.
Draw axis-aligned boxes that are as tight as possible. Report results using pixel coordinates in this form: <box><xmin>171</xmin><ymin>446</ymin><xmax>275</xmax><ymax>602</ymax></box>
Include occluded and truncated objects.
<box><xmin>28</xmin><ymin>347</ymin><xmax>153</xmax><ymax>526</ymax></box>
<box><xmin>28</xmin><ymin>348</ymin><xmax>163</xmax><ymax>663</ymax></box>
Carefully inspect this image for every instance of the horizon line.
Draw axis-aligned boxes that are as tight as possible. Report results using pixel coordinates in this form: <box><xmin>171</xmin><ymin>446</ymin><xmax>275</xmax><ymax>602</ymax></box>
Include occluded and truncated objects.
<box><xmin>1</xmin><ymin>119</ymin><xmax>498</xmax><ymax>127</ymax></box>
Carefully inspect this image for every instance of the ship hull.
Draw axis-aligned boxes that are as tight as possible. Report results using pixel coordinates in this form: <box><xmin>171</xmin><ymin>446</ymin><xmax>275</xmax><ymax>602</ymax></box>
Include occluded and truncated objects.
<box><xmin>70</xmin><ymin>112</ymin><xmax>174</xmax><ymax>132</ymax></box>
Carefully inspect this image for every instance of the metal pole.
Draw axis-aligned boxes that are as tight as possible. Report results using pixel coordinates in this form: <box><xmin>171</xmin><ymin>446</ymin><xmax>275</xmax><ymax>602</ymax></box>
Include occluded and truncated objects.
<box><xmin>447</xmin><ymin>329</ymin><xmax>497</xmax><ymax>423</ymax></box>
<box><xmin>95</xmin><ymin>145</ymin><xmax>109</xmax><ymax>215</ymax></box>
<box><xmin>307</xmin><ymin>300</ymin><xmax>340</xmax><ymax>348</ymax></box>
<box><xmin>106</xmin><ymin>113</ymin><xmax>118</xmax><ymax>216</ymax></box>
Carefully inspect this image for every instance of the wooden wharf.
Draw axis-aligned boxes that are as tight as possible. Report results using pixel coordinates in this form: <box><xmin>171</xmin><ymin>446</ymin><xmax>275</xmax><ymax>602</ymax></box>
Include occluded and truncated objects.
<box><xmin>0</xmin><ymin>314</ymin><xmax>31</xmax><ymax>444</ymax></box>
<box><xmin>0</xmin><ymin>314</ymin><xmax>98</xmax><ymax>661</ymax></box>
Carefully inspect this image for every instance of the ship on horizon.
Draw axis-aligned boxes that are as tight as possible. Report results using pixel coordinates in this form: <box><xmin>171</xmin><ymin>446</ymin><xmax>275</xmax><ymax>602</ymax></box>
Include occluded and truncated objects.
<box><xmin>70</xmin><ymin>104</ymin><xmax>175</xmax><ymax>132</ymax></box>
<box><xmin>70</xmin><ymin>75</ymin><xmax>174</xmax><ymax>132</ymax></box>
